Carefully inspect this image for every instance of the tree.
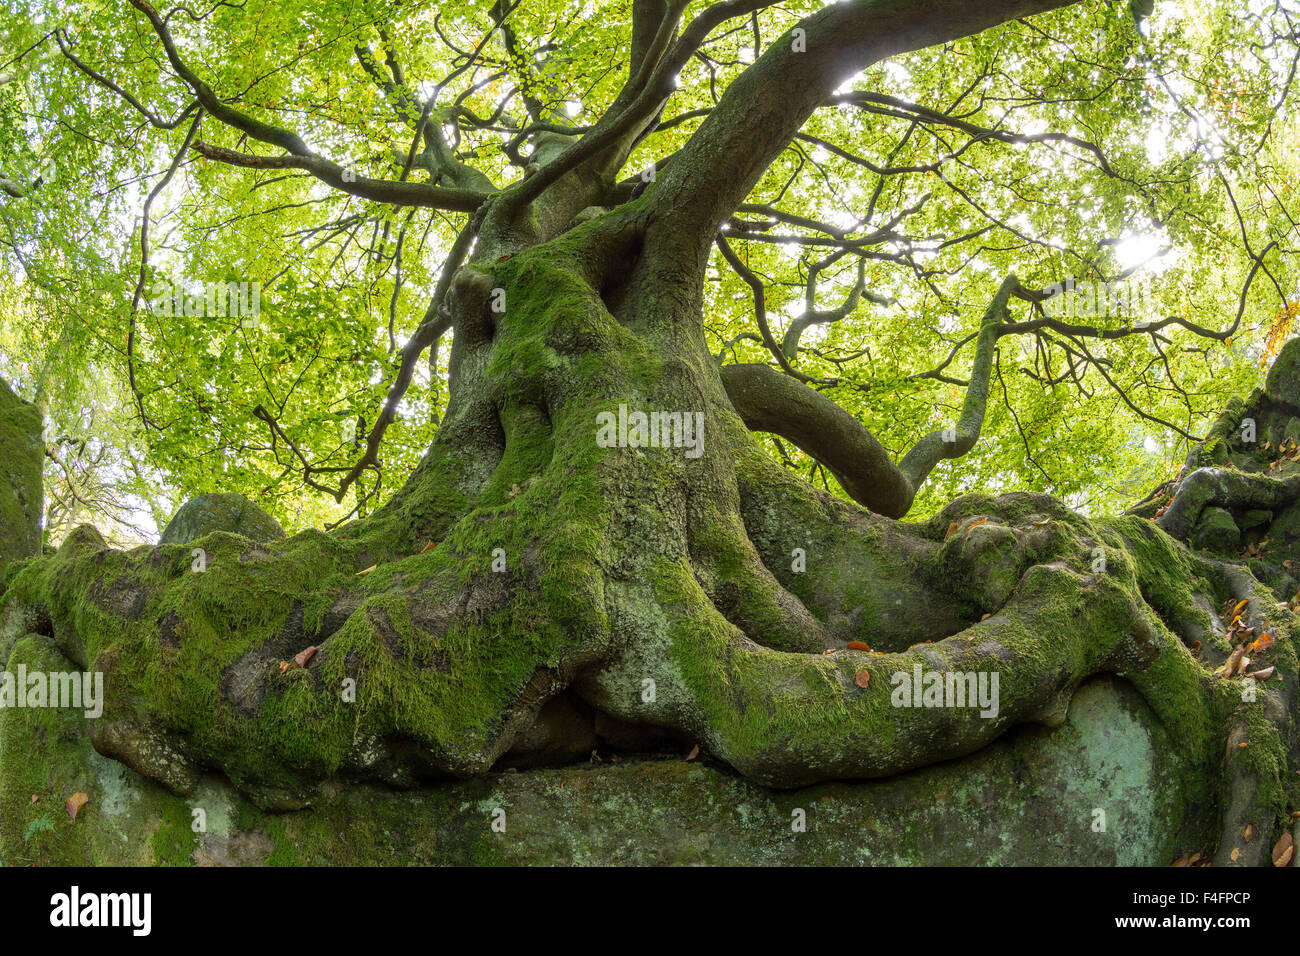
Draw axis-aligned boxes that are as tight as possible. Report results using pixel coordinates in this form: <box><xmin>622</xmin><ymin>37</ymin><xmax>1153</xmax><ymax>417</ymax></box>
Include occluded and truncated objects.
<box><xmin>2</xmin><ymin>0</ymin><xmax>1299</xmax><ymax>864</ymax></box>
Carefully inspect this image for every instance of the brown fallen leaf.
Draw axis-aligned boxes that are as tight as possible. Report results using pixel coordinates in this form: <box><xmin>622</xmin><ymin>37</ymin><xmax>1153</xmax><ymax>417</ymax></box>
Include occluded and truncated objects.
<box><xmin>854</xmin><ymin>669</ymin><xmax>871</xmax><ymax>689</ymax></box>
<box><xmin>29</xmin><ymin>794</ymin><xmax>37</xmax><ymax>804</ymax></box>
<box><xmin>685</xmin><ymin>744</ymin><xmax>700</xmax><ymax>762</ymax></box>
<box><xmin>1219</xmin><ymin>645</ymin><xmax>1245</xmax><ymax>678</ymax></box>
<box><xmin>846</xmin><ymin>641</ymin><xmax>871</xmax><ymax>651</ymax></box>
<box><xmin>418</xmin><ymin>540</ymin><xmax>436</xmax><ymax>555</ymax></box>
<box><xmin>980</xmin><ymin>612</ymin><xmax>993</xmax><ymax>621</ymax></box>
<box><xmin>278</xmin><ymin>660</ymin><xmax>294</xmax><ymax>675</ymax></box>
<box><xmin>1246</xmin><ymin>666</ymin><xmax>1275</xmax><ymax>681</ymax></box>
<box><xmin>355</xmin><ymin>564</ymin><xmax>377</xmax><ymax>576</ymax></box>
<box><xmin>65</xmin><ymin>792</ymin><xmax>88</xmax><ymax>821</ymax></box>
<box><xmin>1272</xmin><ymin>832</ymin><xmax>1294</xmax><ymax>867</ymax></box>
<box><xmin>821</xmin><ymin>648</ymin><xmax>838</xmax><ymax>655</ymax></box>
<box><xmin>1171</xmin><ymin>853</ymin><xmax>1191</xmax><ymax>867</ymax></box>
<box><xmin>1235</xmin><ymin>654</ymin><xmax>1251</xmax><ymax>676</ymax></box>
<box><xmin>1291</xmin><ymin>811</ymin><xmax>1300</xmax><ymax>820</ymax></box>
<box><xmin>1244</xmin><ymin>822</ymin><xmax>1255</xmax><ymax>842</ymax></box>
<box><xmin>1189</xmin><ymin>640</ymin><xmax>1202</xmax><ymax>657</ymax></box>
<box><xmin>294</xmin><ymin>645</ymin><xmax>317</xmax><ymax>668</ymax></box>
<box><xmin>1230</xmin><ymin>847</ymin><xmax>1240</xmax><ymax>862</ymax></box>
<box><xmin>945</xmin><ymin>521</ymin><xmax>959</xmax><ymax>541</ymax></box>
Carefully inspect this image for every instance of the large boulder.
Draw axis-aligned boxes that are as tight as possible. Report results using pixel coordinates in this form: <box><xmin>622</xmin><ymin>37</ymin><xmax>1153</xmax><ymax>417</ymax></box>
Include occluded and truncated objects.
<box><xmin>158</xmin><ymin>492</ymin><xmax>284</xmax><ymax>545</ymax></box>
<box><xmin>0</xmin><ymin>632</ymin><xmax>1216</xmax><ymax>865</ymax></box>
<box><xmin>0</xmin><ymin>378</ymin><xmax>43</xmax><ymax>569</ymax></box>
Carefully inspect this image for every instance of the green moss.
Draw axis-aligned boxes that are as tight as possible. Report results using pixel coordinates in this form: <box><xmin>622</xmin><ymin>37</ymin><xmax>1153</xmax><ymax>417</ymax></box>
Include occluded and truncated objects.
<box><xmin>149</xmin><ymin>798</ymin><xmax>199</xmax><ymax>865</ymax></box>
<box><xmin>0</xmin><ymin>377</ymin><xmax>43</xmax><ymax>566</ymax></box>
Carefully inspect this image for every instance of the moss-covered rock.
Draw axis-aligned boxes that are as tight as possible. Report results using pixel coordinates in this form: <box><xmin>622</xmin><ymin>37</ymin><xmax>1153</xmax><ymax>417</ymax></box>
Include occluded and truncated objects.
<box><xmin>158</xmin><ymin>493</ymin><xmax>285</xmax><ymax>545</ymax></box>
<box><xmin>1190</xmin><ymin>506</ymin><xmax>1240</xmax><ymax>554</ymax></box>
<box><xmin>0</xmin><ymin>377</ymin><xmax>43</xmax><ymax>570</ymax></box>
<box><xmin>1265</xmin><ymin>336</ymin><xmax>1300</xmax><ymax>411</ymax></box>
<box><xmin>0</xmin><ymin>628</ymin><xmax>1212</xmax><ymax>865</ymax></box>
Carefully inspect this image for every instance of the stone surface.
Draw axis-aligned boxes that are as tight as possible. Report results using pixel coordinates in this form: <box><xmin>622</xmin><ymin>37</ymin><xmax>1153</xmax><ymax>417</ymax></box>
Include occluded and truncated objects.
<box><xmin>0</xmin><ymin>378</ymin><xmax>43</xmax><ymax>569</ymax></box>
<box><xmin>1266</xmin><ymin>337</ymin><xmax>1300</xmax><ymax>410</ymax></box>
<box><xmin>1191</xmin><ymin>505</ymin><xmax>1240</xmax><ymax>553</ymax></box>
<box><xmin>0</xmin><ymin>632</ymin><xmax>1213</xmax><ymax>865</ymax></box>
<box><xmin>158</xmin><ymin>492</ymin><xmax>285</xmax><ymax>545</ymax></box>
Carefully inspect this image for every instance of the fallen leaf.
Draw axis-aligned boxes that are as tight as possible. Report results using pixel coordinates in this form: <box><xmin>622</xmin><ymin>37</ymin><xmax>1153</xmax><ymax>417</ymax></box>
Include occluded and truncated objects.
<box><xmin>294</xmin><ymin>645</ymin><xmax>317</xmax><ymax>668</ymax></box>
<box><xmin>1246</xmin><ymin>666</ymin><xmax>1275</xmax><ymax>681</ymax></box>
<box><xmin>1190</xmin><ymin>640</ymin><xmax>1202</xmax><ymax>657</ymax></box>
<box><xmin>418</xmin><ymin>540</ymin><xmax>436</xmax><ymax>555</ymax></box>
<box><xmin>29</xmin><ymin>794</ymin><xmax>37</xmax><ymax>804</ymax></box>
<box><xmin>968</xmin><ymin>517</ymin><xmax>988</xmax><ymax>530</ymax></box>
<box><xmin>1248</xmin><ymin>632</ymin><xmax>1274</xmax><ymax>654</ymax></box>
<box><xmin>1244</xmin><ymin>823</ymin><xmax>1255</xmax><ymax>842</ymax></box>
<box><xmin>65</xmin><ymin>792</ymin><xmax>88</xmax><ymax>820</ymax></box>
<box><xmin>1219</xmin><ymin>645</ymin><xmax>1245</xmax><ymax>678</ymax></box>
<box><xmin>1230</xmin><ymin>847</ymin><xmax>1240</xmax><ymax>862</ymax></box>
<box><xmin>685</xmin><ymin>744</ymin><xmax>700</xmax><ymax>762</ymax></box>
<box><xmin>821</xmin><ymin>648</ymin><xmax>838</xmax><ymax>655</ymax></box>
<box><xmin>1236</xmin><ymin>654</ymin><xmax>1251</xmax><ymax>676</ymax></box>
<box><xmin>1171</xmin><ymin>853</ymin><xmax>1191</xmax><ymax>867</ymax></box>
<box><xmin>854</xmin><ymin>669</ymin><xmax>871</xmax><ymax>689</ymax></box>
<box><xmin>980</xmin><ymin>612</ymin><xmax>993</xmax><ymax>621</ymax></box>
<box><xmin>356</xmin><ymin>564</ymin><xmax>377</xmax><ymax>576</ymax></box>
<box><xmin>278</xmin><ymin>660</ymin><xmax>294</xmax><ymax>674</ymax></box>
<box><xmin>1232</xmin><ymin>598</ymin><xmax>1249</xmax><ymax>616</ymax></box>
<box><xmin>846</xmin><ymin>641</ymin><xmax>871</xmax><ymax>651</ymax></box>
<box><xmin>945</xmin><ymin>521</ymin><xmax>959</xmax><ymax>541</ymax></box>
<box><xmin>1272</xmin><ymin>832</ymin><xmax>1294</xmax><ymax>867</ymax></box>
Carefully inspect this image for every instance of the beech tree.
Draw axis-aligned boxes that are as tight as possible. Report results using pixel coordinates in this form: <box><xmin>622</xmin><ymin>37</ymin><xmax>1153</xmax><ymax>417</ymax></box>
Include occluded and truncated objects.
<box><xmin>3</xmin><ymin>0</ymin><xmax>1300</xmax><ymax>865</ymax></box>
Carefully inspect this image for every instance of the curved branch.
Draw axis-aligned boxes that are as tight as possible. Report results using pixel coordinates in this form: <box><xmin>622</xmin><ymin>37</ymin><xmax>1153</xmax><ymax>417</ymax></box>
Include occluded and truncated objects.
<box><xmin>127</xmin><ymin>0</ymin><xmax>488</xmax><ymax>212</ymax></box>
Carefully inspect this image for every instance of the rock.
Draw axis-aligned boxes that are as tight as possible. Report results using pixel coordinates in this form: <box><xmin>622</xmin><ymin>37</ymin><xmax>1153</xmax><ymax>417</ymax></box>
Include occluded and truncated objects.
<box><xmin>1191</xmin><ymin>506</ymin><xmax>1240</xmax><ymax>553</ymax></box>
<box><xmin>0</xmin><ymin>377</ymin><xmax>43</xmax><ymax>568</ymax></box>
<box><xmin>158</xmin><ymin>492</ymin><xmax>285</xmax><ymax>545</ymax></box>
<box><xmin>1265</xmin><ymin>337</ymin><xmax>1300</xmax><ymax>411</ymax></box>
<box><xmin>1238</xmin><ymin>509</ymin><xmax>1273</xmax><ymax>533</ymax></box>
<box><xmin>0</xmin><ymin>633</ymin><xmax>1213</xmax><ymax>865</ymax></box>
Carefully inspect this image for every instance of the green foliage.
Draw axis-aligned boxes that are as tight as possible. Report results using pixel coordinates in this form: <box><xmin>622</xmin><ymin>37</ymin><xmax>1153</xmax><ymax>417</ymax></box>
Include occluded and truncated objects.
<box><xmin>1</xmin><ymin>0</ymin><xmax>1298</xmax><ymax>532</ymax></box>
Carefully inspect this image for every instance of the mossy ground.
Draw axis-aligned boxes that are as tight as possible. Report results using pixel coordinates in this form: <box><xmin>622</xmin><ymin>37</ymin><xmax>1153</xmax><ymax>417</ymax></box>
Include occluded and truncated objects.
<box><xmin>0</xmin><ymin>632</ymin><xmax>1213</xmax><ymax>865</ymax></box>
